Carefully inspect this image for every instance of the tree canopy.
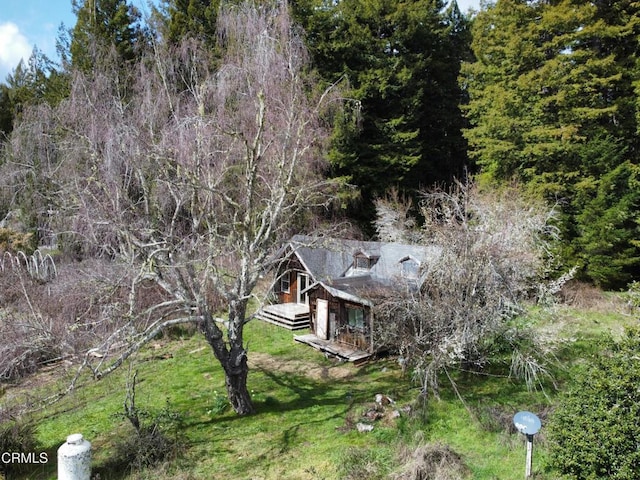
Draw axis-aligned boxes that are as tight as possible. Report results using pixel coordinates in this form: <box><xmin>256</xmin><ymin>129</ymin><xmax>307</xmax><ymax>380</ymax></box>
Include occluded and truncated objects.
<box><xmin>0</xmin><ymin>0</ymin><xmax>638</xmax><ymax>319</ymax></box>
<box><xmin>70</xmin><ymin>0</ymin><xmax>147</xmax><ymax>72</ymax></box>
<box><xmin>293</xmin><ymin>0</ymin><xmax>471</xmax><ymax>224</ymax></box>
<box><xmin>461</xmin><ymin>0</ymin><xmax>640</xmax><ymax>288</ymax></box>
<box><xmin>158</xmin><ymin>0</ymin><xmax>221</xmax><ymax>46</ymax></box>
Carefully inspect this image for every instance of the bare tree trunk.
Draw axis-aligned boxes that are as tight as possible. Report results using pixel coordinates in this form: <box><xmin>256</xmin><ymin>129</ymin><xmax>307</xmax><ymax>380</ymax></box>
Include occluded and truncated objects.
<box><xmin>201</xmin><ymin>301</ymin><xmax>254</xmax><ymax>415</ymax></box>
<box><xmin>223</xmin><ymin>347</ymin><xmax>253</xmax><ymax>415</ymax></box>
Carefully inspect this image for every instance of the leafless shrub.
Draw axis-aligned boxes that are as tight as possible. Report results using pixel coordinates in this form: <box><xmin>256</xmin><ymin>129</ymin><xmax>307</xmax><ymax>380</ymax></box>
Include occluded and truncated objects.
<box><xmin>373</xmin><ymin>181</ymin><xmax>561</xmax><ymax>397</ymax></box>
<box><xmin>0</xmin><ymin>257</ymin><xmax>150</xmax><ymax>382</ymax></box>
<box><xmin>558</xmin><ymin>280</ymin><xmax>622</xmax><ymax>311</ymax></box>
<box><xmin>111</xmin><ymin>369</ymin><xmax>184</xmax><ymax>472</ymax></box>
<box><xmin>374</xmin><ymin>189</ymin><xmax>418</xmax><ymax>244</ymax></box>
<box><xmin>393</xmin><ymin>440</ymin><xmax>470</xmax><ymax>480</ymax></box>
<box><xmin>0</xmin><ymin>310</ymin><xmax>61</xmax><ymax>380</ymax></box>
<box><xmin>0</xmin><ymin>256</ymin><xmax>63</xmax><ymax>379</ymax></box>
<box><xmin>0</xmin><ymin>250</ymin><xmax>57</xmax><ymax>282</ymax></box>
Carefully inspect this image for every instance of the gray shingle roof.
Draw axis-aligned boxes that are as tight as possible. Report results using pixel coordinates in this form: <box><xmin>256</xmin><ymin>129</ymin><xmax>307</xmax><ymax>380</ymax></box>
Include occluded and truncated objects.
<box><xmin>287</xmin><ymin>235</ymin><xmax>440</xmax><ymax>293</ymax></box>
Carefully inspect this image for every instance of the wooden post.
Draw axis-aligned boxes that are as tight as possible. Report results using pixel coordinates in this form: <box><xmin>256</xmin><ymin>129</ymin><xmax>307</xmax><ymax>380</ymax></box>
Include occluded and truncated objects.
<box><xmin>525</xmin><ymin>434</ymin><xmax>534</xmax><ymax>478</ymax></box>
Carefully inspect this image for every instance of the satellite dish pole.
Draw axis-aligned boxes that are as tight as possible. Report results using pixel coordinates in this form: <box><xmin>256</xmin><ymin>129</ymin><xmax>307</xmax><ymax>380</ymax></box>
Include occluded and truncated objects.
<box><xmin>513</xmin><ymin>411</ymin><xmax>542</xmax><ymax>478</ymax></box>
<box><xmin>525</xmin><ymin>433</ymin><xmax>534</xmax><ymax>477</ymax></box>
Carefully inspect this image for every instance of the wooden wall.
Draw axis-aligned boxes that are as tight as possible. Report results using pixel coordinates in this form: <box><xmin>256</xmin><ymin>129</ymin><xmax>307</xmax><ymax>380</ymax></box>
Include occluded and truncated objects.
<box><xmin>308</xmin><ymin>287</ymin><xmax>373</xmax><ymax>353</ymax></box>
<box><xmin>276</xmin><ymin>257</ymin><xmax>304</xmax><ymax>304</ymax></box>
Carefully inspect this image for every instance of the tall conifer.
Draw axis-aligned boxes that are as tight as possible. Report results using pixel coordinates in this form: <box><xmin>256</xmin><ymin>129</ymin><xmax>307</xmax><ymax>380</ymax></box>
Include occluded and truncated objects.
<box><xmin>70</xmin><ymin>0</ymin><xmax>145</xmax><ymax>73</ymax></box>
<box><xmin>462</xmin><ymin>0</ymin><xmax>640</xmax><ymax>286</ymax></box>
<box><xmin>294</xmin><ymin>0</ymin><xmax>471</xmax><ymax>224</ymax></box>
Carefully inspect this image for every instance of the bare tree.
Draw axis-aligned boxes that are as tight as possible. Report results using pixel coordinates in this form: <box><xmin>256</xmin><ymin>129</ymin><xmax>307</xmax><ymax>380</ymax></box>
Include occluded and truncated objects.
<box><xmin>7</xmin><ymin>1</ymin><xmax>344</xmax><ymax>415</ymax></box>
<box><xmin>373</xmin><ymin>182</ymin><xmax>560</xmax><ymax>398</ymax></box>
<box><xmin>373</xmin><ymin>188</ymin><xmax>418</xmax><ymax>244</ymax></box>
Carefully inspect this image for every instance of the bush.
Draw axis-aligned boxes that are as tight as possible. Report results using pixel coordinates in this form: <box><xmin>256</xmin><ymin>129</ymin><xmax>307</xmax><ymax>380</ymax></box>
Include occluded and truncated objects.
<box><xmin>624</xmin><ymin>281</ymin><xmax>640</xmax><ymax>313</ymax></box>
<box><xmin>547</xmin><ymin>328</ymin><xmax>640</xmax><ymax>479</ymax></box>
<box><xmin>0</xmin><ymin>311</ymin><xmax>63</xmax><ymax>381</ymax></box>
<box><xmin>114</xmin><ymin>422</ymin><xmax>182</xmax><ymax>472</ymax></box>
<box><xmin>0</xmin><ymin>419</ymin><xmax>39</xmax><ymax>476</ymax></box>
<box><xmin>392</xmin><ymin>440</ymin><xmax>470</xmax><ymax>480</ymax></box>
<box><xmin>0</xmin><ymin>228</ymin><xmax>36</xmax><ymax>254</ymax></box>
<box><xmin>113</xmin><ymin>370</ymin><xmax>185</xmax><ymax>472</ymax></box>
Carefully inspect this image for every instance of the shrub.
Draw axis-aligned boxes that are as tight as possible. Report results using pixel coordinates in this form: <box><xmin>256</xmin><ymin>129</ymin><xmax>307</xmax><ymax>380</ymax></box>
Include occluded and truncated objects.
<box><xmin>113</xmin><ymin>370</ymin><xmax>185</xmax><ymax>472</ymax></box>
<box><xmin>0</xmin><ymin>419</ymin><xmax>39</xmax><ymax>476</ymax></box>
<box><xmin>114</xmin><ymin>422</ymin><xmax>182</xmax><ymax>472</ymax></box>
<box><xmin>624</xmin><ymin>281</ymin><xmax>640</xmax><ymax>313</ymax></box>
<box><xmin>547</xmin><ymin>328</ymin><xmax>640</xmax><ymax>479</ymax></box>
<box><xmin>0</xmin><ymin>228</ymin><xmax>36</xmax><ymax>255</ymax></box>
<box><xmin>373</xmin><ymin>182</ymin><xmax>558</xmax><ymax>397</ymax></box>
<box><xmin>0</xmin><ymin>309</ymin><xmax>62</xmax><ymax>380</ymax></box>
<box><xmin>392</xmin><ymin>440</ymin><xmax>470</xmax><ymax>480</ymax></box>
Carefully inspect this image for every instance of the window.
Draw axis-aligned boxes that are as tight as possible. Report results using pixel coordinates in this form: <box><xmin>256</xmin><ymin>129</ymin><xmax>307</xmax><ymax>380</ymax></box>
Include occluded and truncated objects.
<box><xmin>280</xmin><ymin>273</ymin><xmax>290</xmax><ymax>293</ymax></box>
<box><xmin>355</xmin><ymin>254</ymin><xmax>370</xmax><ymax>270</ymax></box>
<box><xmin>347</xmin><ymin>307</ymin><xmax>365</xmax><ymax>330</ymax></box>
<box><xmin>401</xmin><ymin>258</ymin><xmax>419</xmax><ymax>278</ymax></box>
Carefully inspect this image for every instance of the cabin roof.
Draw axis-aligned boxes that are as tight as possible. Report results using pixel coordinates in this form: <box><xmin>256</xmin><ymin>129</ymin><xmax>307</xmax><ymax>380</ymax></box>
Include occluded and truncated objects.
<box><xmin>285</xmin><ymin>235</ymin><xmax>440</xmax><ymax>299</ymax></box>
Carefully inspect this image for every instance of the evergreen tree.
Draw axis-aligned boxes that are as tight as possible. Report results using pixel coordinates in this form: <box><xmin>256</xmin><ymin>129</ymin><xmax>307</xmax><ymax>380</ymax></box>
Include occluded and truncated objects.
<box><xmin>577</xmin><ymin>161</ymin><xmax>640</xmax><ymax>289</ymax></box>
<box><xmin>0</xmin><ymin>86</ymin><xmax>12</xmax><ymax>140</ymax></box>
<box><xmin>462</xmin><ymin>0</ymin><xmax>640</xmax><ymax>286</ymax></box>
<box><xmin>70</xmin><ymin>0</ymin><xmax>146</xmax><ymax>73</ymax></box>
<box><xmin>293</xmin><ymin>0</ymin><xmax>471</xmax><ymax>225</ymax></box>
<box><xmin>462</xmin><ymin>0</ymin><xmax>546</xmax><ymax>182</ymax></box>
<box><xmin>416</xmin><ymin>0</ymin><xmax>471</xmax><ymax>187</ymax></box>
<box><xmin>158</xmin><ymin>0</ymin><xmax>220</xmax><ymax>45</ymax></box>
<box><xmin>0</xmin><ymin>48</ymin><xmax>69</xmax><ymax>138</ymax></box>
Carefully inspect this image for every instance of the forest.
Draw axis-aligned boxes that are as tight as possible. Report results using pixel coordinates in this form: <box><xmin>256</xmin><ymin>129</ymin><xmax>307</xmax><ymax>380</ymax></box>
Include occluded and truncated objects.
<box><xmin>0</xmin><ymin>1</ymin><xmax>640</xmax><ymax>478</ymax></box>
<box><xmin>0</xmin><ymin>0</ymin><xmax>637</xmax><ymax>289</ymax></box>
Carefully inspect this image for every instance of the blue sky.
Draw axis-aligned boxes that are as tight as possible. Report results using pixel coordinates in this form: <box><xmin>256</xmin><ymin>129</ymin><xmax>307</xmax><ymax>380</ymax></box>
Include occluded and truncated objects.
<box><xmin>0</xmin><ymin>0</ymin><xmax>482</xmax><ymax>82</ymax></box>
<box><xmin>1</xmin><ymin>0</ymin><xmax>76</xmax><ymax>80</ymax></box>
<box><xmin>0</xmin><ymin>0</ymin><xmax>154</xmax><ymax>81</ymax></box>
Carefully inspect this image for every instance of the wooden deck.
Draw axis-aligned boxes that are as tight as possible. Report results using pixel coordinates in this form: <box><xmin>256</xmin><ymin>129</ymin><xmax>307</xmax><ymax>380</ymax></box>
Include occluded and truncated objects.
<box><xmin>256</xmin><ymin>303</ymin><xmax>310</xmax><ymax>330</ymax></box>
<box><xmin>294</xmin><ymin>334</ymin><xmax>372</xmax><ymax>364</ymax></box>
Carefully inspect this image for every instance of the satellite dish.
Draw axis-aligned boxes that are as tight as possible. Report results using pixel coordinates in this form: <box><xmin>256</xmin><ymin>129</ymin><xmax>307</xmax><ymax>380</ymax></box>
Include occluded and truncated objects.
<box><xmin>513</xmin><ymin>411</ymin><xmax>541</xmax><ymax>435</ymax></box>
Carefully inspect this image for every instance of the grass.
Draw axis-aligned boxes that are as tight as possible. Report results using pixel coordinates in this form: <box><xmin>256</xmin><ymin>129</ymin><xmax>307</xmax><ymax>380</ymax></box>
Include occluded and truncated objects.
<box><xmin>10</xmin><ymin>323</ymin><xmax>414</xmax><ymax>479</ymax></box>
<box><xmin>4</xmin><ymin>291</ymin><xmax>635</xmax><ymax>480</ymax></box>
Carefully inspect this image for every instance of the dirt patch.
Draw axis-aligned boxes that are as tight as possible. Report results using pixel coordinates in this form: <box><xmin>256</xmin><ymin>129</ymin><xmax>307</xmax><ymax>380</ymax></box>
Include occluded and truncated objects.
<box><xmin>249</xmin><ymin>352</ymin><xmax>354</xmax><ymax>381</ymax></box>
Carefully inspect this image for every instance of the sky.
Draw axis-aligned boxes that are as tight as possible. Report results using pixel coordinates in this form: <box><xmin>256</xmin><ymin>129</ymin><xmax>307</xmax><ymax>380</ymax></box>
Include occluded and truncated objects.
<box><xmin>0</xmin><ymin>0</ymin><xmax>483</xmax><ymax>82</ymax></box>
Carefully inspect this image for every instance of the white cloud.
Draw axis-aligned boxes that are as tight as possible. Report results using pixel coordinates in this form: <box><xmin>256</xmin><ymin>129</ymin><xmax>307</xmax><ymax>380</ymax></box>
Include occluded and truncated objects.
<box><xmin>0</xmin><ymin>22</ymin><xmax>33</xmax><ymax>82</ymax></box>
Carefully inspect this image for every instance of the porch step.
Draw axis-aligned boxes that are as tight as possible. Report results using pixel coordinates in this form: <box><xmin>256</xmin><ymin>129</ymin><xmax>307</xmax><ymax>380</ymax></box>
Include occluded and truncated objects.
<box><xmin>255</xmin><ymin>305</ymin><xmax>310</xmax><ymax>330</ymax></box>
<box><xmin>294</xmin><ymin>334</ymin><xmax>372</xmax><ymax>364</ymax></box>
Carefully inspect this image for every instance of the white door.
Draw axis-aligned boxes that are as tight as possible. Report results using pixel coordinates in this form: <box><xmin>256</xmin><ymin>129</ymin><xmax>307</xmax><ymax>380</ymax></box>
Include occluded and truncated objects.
<box><xmin>316</xmin><ymin>299</ymin><xmax>329</xmax><ymax>340</ymax></box>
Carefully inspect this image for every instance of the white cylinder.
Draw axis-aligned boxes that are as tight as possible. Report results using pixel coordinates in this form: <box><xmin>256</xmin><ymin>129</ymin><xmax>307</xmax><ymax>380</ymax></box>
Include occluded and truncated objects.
<box><xmin>57</xmin><ymin>433</ymin><xmax>91</xmax><ymax>480</ymax></box>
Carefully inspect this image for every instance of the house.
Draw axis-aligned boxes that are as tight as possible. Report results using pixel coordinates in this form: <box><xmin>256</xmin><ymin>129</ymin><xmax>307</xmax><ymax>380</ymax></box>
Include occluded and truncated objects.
<box><xmin>257</xmin><ymin>235</ymin><xmax>440</xmax><ymax>363</ymax></box>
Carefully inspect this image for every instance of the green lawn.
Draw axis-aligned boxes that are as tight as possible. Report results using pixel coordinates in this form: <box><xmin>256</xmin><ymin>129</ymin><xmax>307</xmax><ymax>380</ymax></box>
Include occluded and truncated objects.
<box><xmin>6</xmin><ymin>296</ymin><xmax>635</xmax><ymax>480</ymax></box>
